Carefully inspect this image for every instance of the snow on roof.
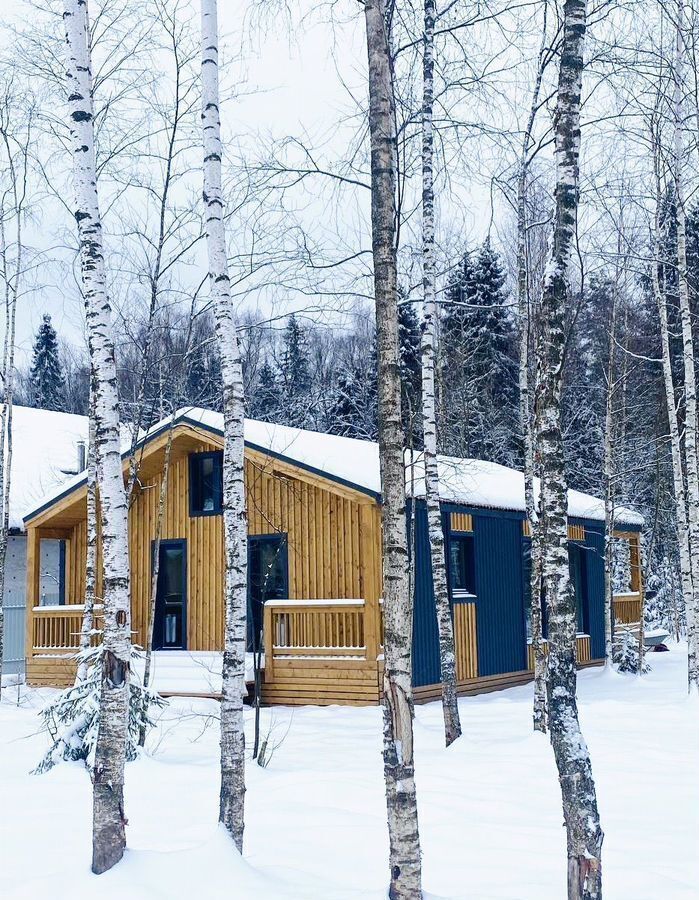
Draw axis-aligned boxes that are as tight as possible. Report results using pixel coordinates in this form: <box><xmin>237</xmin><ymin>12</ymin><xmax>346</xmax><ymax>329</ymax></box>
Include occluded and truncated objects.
<box><xmin>406</xmin><ymin>453</ymin><xmax>643</xmax><ymax>526</ymax></box>
<box><xmin>22</xmin><ymin>406</ymin><xmax>644</xmax><ymax>527</ymax></box>
<box><xmin>4</xmin><ymin>405</ymin><xmax>89</xmax><ymax>530</ymax></box>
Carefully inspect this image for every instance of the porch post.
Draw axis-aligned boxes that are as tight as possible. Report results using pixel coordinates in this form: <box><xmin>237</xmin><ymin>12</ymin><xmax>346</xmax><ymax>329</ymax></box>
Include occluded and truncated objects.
<box><xmin>359</xmin><ymin>503</ymin><xmax>380</xmax><ymax>664</ymax></box>
<box><xmin>263</xmin><ymin>600</ymin><xmax>274</xmax><ymax>682</ymax></box>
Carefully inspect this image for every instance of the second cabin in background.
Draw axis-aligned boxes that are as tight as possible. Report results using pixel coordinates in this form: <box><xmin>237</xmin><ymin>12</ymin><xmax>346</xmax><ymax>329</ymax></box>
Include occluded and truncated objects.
<box><xmin>23</xmin><ymin>408</ymin><xmax>645</xmax><ymax>704</ymax></box>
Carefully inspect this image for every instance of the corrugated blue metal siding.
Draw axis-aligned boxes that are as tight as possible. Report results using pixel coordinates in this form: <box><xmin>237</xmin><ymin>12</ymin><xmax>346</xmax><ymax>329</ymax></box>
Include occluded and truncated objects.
<box><xmin>410</xmin><ymin>501</ymin><xmax>442</xmax><ymax>687</ymax></box>
<box><xmin>474</xmin><ymin>514</ymin><xmax>527</xmax><ymax>676</ymax></box>
<box><xmin>583</xmin><ymin>524</ymin><xmax>605</xmax><ymax>659</ymax></box>
<box><xmin>2</xmin><ymin>535</ymin><xmax>26</xmax><ymax>676</ymax></box>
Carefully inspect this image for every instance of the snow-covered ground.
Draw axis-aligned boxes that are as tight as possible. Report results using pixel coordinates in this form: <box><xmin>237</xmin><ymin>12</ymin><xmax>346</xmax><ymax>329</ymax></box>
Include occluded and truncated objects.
<box><xmin>1</xmin><ymin>646</ymin><xmax>697</xmax><ymax>900</ymax></box>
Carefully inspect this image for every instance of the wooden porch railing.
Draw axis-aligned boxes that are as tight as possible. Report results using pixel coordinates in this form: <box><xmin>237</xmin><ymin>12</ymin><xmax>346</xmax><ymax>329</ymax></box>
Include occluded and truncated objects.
<box><xmin>613</xmin><ymin>593</ymin><xmax>642</xmax><ymax>625</ymax></box>
<box><xmin>31</xmin><ymin>604</ymin><xmax>103</xmax><ymax>653</ymax></box>
<box><xmin>527</xmin><ymin>634</ymin><xmax>592</xmax><ymax>670</ymax></box>
<box><xmin>263</xmin><ymin>599</ymin><xmax>376</xmax><ymax>680</ymax></box>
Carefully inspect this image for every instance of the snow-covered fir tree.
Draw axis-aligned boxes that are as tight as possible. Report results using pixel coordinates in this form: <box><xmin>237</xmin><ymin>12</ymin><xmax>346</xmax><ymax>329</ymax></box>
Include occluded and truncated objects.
<box><xmin>398</xmin><ymin>300</ymin><xmax>423</xmax><ymax>445</ymax></box>
<box><xmin>34</xmin><ymin>646</ymin><xmax>166</xmax><ymax>774</ymax></box>
<box><xmin>330</xmin><ymin>332</ymin><xmax>378</xmax><ymax>440</ymax></box>
<box><xmin>250</xmin><ymin>360</ymin><xmax>282</xmax><ymax>422</ymax></box>
<box><xmin>439</xmin><ymin>239</ymin><xmax>518</xmax><ymax>464</ymax></box>
<box><xmin>614</xmin><ymin>625</ymin><xmax>650</xmax><ymax>674</ymax></box>
<box><xmin>281</xmin><ymin>314</ymin><xmax>311</xmax><ymax>427</ymax></box>
<box><xmin>29</xmin><ymin>314</ymin><xmax>65</xmax><ymax>411</ymax></box>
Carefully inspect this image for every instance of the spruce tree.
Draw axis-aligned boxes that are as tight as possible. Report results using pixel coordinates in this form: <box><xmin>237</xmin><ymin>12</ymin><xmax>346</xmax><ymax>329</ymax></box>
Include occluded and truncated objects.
<box><xmin>330</xmin><ymin>334</ymin><xmax>378</xmax><ymax>440</ymax></box>
<box><xmin>29</xmin><ymin>314</ymin><xmax>66</xmax><ymax>411</ymax></box>
<box><xmin>398</xmin><ymin>301</ymin><xmax>422</xmax><ymax>445</ymax></box>
<box><xmin>282</xmin><ymin>314</ymin><xmax>311</xmax><ymax>427</ymax></box>
<box><xmin>439</xmin><ymin>239</ymin><xmax>517</xmax><ymax>463</ymax></box>
<box><xmin>251</xmin><ymin>360</ymin><xmax>282</xmax><ymax>422</ymax></box>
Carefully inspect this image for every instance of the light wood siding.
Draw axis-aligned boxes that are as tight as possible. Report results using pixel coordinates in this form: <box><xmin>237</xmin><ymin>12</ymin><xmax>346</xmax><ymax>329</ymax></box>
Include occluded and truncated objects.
<box><xmin>523</xmin><ymin>520</ymin><xmax>586</xmax><ymax>541</ymax></box>
<box><xmin>526</xmin><ymin>635</ymin><xmax>593</xmax><ymax>670</ymax></box>
<box><xmin>58</xmin><ymin>434</ymin><xmax>382</xmax><ymax>654</ymax></box>
<box><xmin>450</xmin><ymin>512</ymin><xmax>473</xmax><ymax>533</ymax></box>
<box><xmin>453</xmin><ymin>601</ymin><xmax>478</xmax><ymax>680</ymax></box>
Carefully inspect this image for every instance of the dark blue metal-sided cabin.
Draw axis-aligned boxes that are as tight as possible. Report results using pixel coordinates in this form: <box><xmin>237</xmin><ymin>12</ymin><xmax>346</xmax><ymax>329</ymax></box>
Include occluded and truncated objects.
<box><xmin>410</xmin><ymin>500</ymin><xmax>644</xmax><ymax>699</ymax></box>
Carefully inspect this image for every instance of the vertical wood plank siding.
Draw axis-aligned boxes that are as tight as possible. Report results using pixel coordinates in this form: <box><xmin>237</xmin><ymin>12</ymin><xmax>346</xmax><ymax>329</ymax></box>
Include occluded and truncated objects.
<box><xmin>58</xmin><ymin>437</ymin><xmax>381</xmax><ymax>652</ymax></box>
<box><xmin>26</xmin><ymin>428</ymin><xmax>624</xmax><ymax>699</ymax></box>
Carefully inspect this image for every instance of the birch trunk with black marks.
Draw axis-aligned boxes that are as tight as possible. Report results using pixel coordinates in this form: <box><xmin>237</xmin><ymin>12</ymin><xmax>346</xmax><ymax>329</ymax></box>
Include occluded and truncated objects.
<box><xmin>364</xmin><ymin>1</ymin><xmax>422</xmax><ymax>896</ymax></box>
<box><xmin>672</xmin><ymin>7</ymin><xmax>699</xmax><ymax>690</ymax></box>
<box><xmin>602</xmin><ymin>285</ymin><xmax>618</xmax><ymax>667</ymax></box>
<box><xmin>421</xmin><ymin>0</ymin><xmax>461</xmax><ymax>748</ymax></box>
<box><xmin>138</xmin><ymin>420</ymin><xmax>174</xmax><ymax>745</ymax></box>
<box><xmin>63</xmin><ymin>0</ymin><xmax>132</xmax><ymax>874</ymax></box>
<box><xmin>651</xmin><ymin>153</ymin><xmax>696</xmax><ymax>685</ymax></box>
<box><xmin>0</xmin><ymin>107</ymin><xmax>27</xmax><ymax>695</ymax></box>
<box><xmin>76</xmin><ymin>390</ymin><xmax>98</xmax><ymax>685</ymax></box>
<box><xmin>536</xmin><ymin>1</ymin><xmax>603</xmax><ymax>895</ymax></box>
<box><xmin>200</xmin><ymin>0</ymin><xmax>248</xmax><ymax>850</ymax></box>
<box><xmin>517</xmin><ymin>14</ymin><xmax>550</xmax><ymax>734</ymax></box>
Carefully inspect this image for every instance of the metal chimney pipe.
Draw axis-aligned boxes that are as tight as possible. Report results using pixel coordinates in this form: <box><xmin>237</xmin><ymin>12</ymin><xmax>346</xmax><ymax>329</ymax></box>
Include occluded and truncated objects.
<box><xmin>77</xmin><ymin>439</ymin><xmax>87</xmax><ymax>473</ymax></box>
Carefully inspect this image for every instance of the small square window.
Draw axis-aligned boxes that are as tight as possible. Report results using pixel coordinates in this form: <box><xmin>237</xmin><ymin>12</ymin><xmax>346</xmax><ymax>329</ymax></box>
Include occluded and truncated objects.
<box><xmin>189</xmin><ymin>451</ymin><xmax>223</xmax><ymax>516</ymax></box>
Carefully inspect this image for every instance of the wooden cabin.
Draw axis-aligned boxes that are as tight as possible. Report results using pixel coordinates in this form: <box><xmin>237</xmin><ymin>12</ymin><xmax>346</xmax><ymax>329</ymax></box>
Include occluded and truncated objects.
<box><xmin>23</xmin><ymin>408</ymin><xmax>645</xmax><ymax>705</ymax></box>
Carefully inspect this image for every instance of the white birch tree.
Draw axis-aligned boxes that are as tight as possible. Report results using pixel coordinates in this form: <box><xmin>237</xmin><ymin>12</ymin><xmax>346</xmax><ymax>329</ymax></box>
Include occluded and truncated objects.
<box><xmin>62</xmin><ymin>0</ymin><xmax>132</xmax><ymax>874</ymax></box>
<box><xmin>650</xmin><ymin>142</ymin><xmax>697</xmax><ymax>685</ymax></box>
<box><xmin>200</xmin><ymin>0</ymin><xmax>249</xmax><ymax>851</ymax></box>
<box><xmin>670</xmin><ymin>0</ymin><xmax>699</xmax><ymax>689</ymax></box>
<box><xmin>0</xmin><ymin>86</ymin><xmax>29</xmax><ymax>694</ymax></box>
<box><xmin>76</xmin><ymin>383</ymin><xmax>98</xmax><ymax>685</ymax></box>
<box><xmin>363</xmin><ymin>1</ymin><xmax>422</xmax><ymax>896</ymax></box>
<box><xmin>535</xmin><ymin>0</ymin><xmax>604</xmax><ymax>895</ymax></box>
<box><xmin>515</xmin><ymin>6</ymin><xmax>555</xmax><ymax>733</ymax></box>
<box><xmin>420</xmin><ymin>0</ymin><xmax>461</xmax><ymax>747</ymax></box>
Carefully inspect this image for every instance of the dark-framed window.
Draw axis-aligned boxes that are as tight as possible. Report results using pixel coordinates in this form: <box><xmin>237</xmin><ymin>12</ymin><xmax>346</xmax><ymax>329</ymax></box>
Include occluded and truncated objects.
<box><xmin>189</xmin><ymin>451</ymin><xmax>223</xmax><ymax>516</ymax></box>
<box><xmin>448</xmin><ymin>534</ymin><xmax>476</xmax><ymax>597</ymax></box>
<box><xmin>39</xmin><ymin>538</ymin><xmax>66</xmax><ymax>606</ymax></box>
<box><xmin>569</xmin><ymin>542</ymin><xmax>588</xmax><ymax>634</ymax></box>
<box><xmin>248</xmin><ymin>534</ymin><xmax>288</xmax><ymax>651</ymax></box>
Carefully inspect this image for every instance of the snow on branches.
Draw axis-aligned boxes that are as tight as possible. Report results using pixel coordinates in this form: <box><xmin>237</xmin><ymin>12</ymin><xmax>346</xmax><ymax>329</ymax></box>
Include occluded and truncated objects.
<box><xmin>34</xmin><ymin>646</ymin><xmax>166</xmax><ymax>775</ymax></box>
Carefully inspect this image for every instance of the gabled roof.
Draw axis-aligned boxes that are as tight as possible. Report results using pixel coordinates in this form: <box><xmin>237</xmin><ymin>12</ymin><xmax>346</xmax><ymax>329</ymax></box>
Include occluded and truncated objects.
<box><xmin>22</xmin><ymin>406</ymin><xmax>644</xmax><ymax>527</ymax></box>
<box><xmin>2</xmin><ymin>405</ymin><xmax>89</xmax><ymax>530</ymax></box>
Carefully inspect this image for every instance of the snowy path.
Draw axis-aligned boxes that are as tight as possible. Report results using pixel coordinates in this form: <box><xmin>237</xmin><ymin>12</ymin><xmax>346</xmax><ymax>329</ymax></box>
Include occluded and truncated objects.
<box><xmin>1</xmin><ymin>646</ymin><xmax>697</xmax><ymax>899</ymax></box>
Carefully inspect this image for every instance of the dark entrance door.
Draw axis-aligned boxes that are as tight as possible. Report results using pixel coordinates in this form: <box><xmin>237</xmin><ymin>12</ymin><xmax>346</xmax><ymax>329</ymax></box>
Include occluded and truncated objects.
<box><xmin>153</xmin><ymin>540</ymin><xmax>187</xmax><ymax>650</ymax></box>
<box><xmin>247</xmin><ymin>534</ymin><xmax>288</xmax><ymax>651</ymax></box>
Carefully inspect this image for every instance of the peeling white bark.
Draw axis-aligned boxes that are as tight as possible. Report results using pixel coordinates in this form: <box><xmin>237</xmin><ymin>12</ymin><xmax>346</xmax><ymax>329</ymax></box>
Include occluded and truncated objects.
<box><xmin>671</xmin><ymin>4</ymin><xmax>699</xmax><ymax>691</ymax></box>
<box><xmin>536</xmin><ymin>1</ymin><xmax>604</xmax><ymax>896</ymax></box>
<box><xmin>200</xmin><ymin>0</ymin><xmax>248</xmax><ymax>851</ymax></box>
<box><xmin>517</xmin><ymin>13</ymin><xmax>550</xmax><ymax>734</ymax></box>
<box><xmin>364</xmin><ymin>1</ymin><xmax>422</xmax><ymax>896</ymax></box>
<box><xmin>421</xmin><ymin>0</ymin><xmax>461</xmax><ymax>748</ymax></box>
<box><xmin>603</xmin><ymin>287</ymin><xmax>618</xmax><ymax>668</ymax></box>
<box><xmin>76</xmin><ymin>387</ymin><xmax>98</xmax><ymax>685</ymax></box>
<box><xmin>650</xmin><ymin>132</ymin><xmax>696</xmax><ymax>687</ymax></box>
<box><xmin>62</xmin><ymin>0</ymin><xmax>132</xmax><ymax>874</ymax></box>
<box><xmin>0</xmin><ymin>106</ymin><xmax>25</xmax><ymax>695</ymax></box>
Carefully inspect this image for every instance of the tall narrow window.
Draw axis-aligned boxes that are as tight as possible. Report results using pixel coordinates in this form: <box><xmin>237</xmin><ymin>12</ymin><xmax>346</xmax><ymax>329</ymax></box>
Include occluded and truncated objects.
<box><xmin>39</xmin><ymin>538</ymin><xmax>66</xmax><ymax>606</ymax></box>
<box><xmin>189</xmin><ymin>451</ymin><xmax>223</xmax><ymax>515</ymax></box>
<box><xmin>569</xmin><ymin>543</ymin><xmax>588</xmax><ymax>634</ymax></box>
<box><xmin>448</xmin><ymin>535</ymin><xmax>476</xmax><ymax>598</ymax></box>
<box><xmin>248</xmin><ymin>534</ymin><xmax>288</xmax><ymax>651</ymax></box>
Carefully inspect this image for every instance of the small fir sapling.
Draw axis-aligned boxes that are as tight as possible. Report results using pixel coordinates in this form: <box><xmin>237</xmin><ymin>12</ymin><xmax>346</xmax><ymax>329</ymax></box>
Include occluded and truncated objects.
<box><xmin>614</xmin><ymin>625</ymin><xmax>650</xmax><ymax>674</ymax></box>
<box><xmin>34</xmin><ymin>645</ymin><xmax>166</xmax><ymax>774</ymax></box>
